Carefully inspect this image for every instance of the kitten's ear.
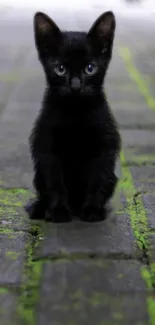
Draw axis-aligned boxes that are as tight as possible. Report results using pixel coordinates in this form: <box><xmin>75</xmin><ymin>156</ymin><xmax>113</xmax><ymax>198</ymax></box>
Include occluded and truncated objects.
<box><xmin>87</xmin><ymin>11</ymin><xmax>116</xmax><ymax>54</ymax></box>
<box><xmin>34</xmin><ymin>12</ymin><xmax>62</xmax><ymax>55</ymax></box>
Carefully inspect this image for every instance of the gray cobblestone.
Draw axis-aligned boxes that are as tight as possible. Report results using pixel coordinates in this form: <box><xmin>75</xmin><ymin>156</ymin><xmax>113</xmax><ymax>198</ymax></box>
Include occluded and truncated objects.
<box><xmin>34</xmin><ymin>213</ymin><xmax>137</xmax><ymax>260</ymax></box>
<box><xmin>37</xmin><ymin>260</ymin><xmax>149</xmax><ymax>325</ymax></box>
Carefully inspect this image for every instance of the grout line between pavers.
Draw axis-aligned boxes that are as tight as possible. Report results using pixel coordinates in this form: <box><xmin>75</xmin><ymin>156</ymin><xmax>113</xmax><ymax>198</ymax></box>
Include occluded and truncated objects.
<box><xmin>120</xmin><ymin>150</ymin><xmax>155</xmax><ymax>325</ymax></box>
<box><xmin>119</xmin><ymin>47</ymin><xmax>155</xmax><ymax>112</ymax></box>
<box><xmin>16</xmin><ymin>223</ymin><xmax>44</xmax><ymax>325</ymax></box>
<box><xmin>120</xmin><ymin>151</ymin><xmax>149</xmax><ymax>253</ymax></box>
<box><xmin>119</xmin><ymin>124</ymin><xmax>155</xmax><ymax>130</ymax></box>
<box><xmin>33</xmin><ymin>252</ymin><xmax>137</xmax><ymax>263</ymax></box>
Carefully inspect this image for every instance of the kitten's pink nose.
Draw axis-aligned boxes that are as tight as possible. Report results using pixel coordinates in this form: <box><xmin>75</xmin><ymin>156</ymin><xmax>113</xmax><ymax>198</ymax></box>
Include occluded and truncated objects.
<box><xmin>71</xmin><ymin>77</ymin><xmax>81</xmax><ymax>92</ymax></box>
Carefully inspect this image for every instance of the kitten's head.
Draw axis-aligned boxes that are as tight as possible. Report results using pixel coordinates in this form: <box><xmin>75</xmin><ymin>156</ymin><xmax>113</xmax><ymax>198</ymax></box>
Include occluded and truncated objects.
<box><xmin>34</xmin><ymin>11</ymin><xmax>116</xmax><ymax>97</ymax></box>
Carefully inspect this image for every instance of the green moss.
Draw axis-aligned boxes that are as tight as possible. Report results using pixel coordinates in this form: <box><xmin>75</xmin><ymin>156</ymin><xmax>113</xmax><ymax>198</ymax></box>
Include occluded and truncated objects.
<box><xmin>117</xmin><ymin>273</ymin><xmax>124</xmax><ymax>279</ymax></box>
<box><xmin>123</xmin><ymin>155</ymin><xmax>155</xmax><ymax>166</ymax></box>
<box><xmin>0</xmin><ymin>228</ymin><xmax>14</xmax><ymax>235</ymax></box>
<box><xmin>71</xmin><ymin>289</ymin><xmax>84</xmax><ymax>300</ymax></box>
<box><xmin>17</xmin><ymin>222</ymin><xmax>44</xmax><ymax>325</ymax></box>
<box><xmin>0</xmin><ymin>228</ymin><xmax>24</xmax><ymax>239</ymax></box>
<box><xmin>0</xmin><ymin>188</ymin><xmax>43</xmax><ymax>324</ymax></box>
<box><xmin>0</xmin><ymin>287</ymin><xmax>8</xmax><ymax>294</ymax></box>
<box><xmin>119</xmin><ymin>47</ymin><xmax>155</xmax><ymax>111</ymax></box>
<box><xmin>147</xmin><ymin>297</ymin><xmax>155</xmax><ymax>325</ymax></box>
<box><xmin>5</xmin><ymin>250</ymin><xmax>21</xmax><ymax>260</ymax></box>
<box><xmin>17</xmin><ymin>256</ymin><xmax>43</xmax><ymax>325</ymax></box>
<box><xmin>0</xmin><ymin>188</ymin><xmax>33</xmax><ymax>207</ymax></box>
<box><xmin>89</xmin><ymin>292</ymin><xmax>106</xmax><ymax>306</ymax></box>
<box><xmin>141</xmin><ymin>266</ymin><xmax>153</xmax><ymax>291</ymax></box>
<box><xmin>124</xmin><ymin>148</ymin><xmax>155</xmax><ymax>167</ymax></box>
<box><xmin>120</xmin><ymin>151</ymin><xmax>149</xmax><ymax>251</ymax></box>
<box><xmin>113</xmin><ymin>312</ymin><xmax>123</xmax><ymax>320</ymax></box>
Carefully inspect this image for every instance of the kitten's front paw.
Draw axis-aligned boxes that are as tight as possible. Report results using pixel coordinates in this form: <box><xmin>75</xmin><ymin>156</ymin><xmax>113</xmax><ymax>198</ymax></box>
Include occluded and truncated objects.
<box><xmin>45</xmin><ymin>205</ymin><xmax>72</xmax><ymax>223</ymax></box>
<box><xmin>80</xmin><ymin>205</ymin><xmax>106</xmax><ymax>222</ymax></box>
<box><xmin>25</xmin><ymin>199</ymin><xmax>46</xmax><ymax>220</ymax></box>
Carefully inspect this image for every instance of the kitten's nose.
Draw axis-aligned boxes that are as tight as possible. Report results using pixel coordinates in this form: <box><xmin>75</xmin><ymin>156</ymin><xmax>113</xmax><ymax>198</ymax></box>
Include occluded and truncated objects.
<box><xmin>71</xmin><ymin>77</ymin><xmax>81</xmax><ymax>92</ymax></box>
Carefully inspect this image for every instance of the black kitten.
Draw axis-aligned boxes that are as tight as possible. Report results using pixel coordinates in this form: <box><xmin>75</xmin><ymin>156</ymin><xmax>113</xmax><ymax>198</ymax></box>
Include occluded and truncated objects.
<box><xmin>26</xmin><ymin>11</ymin><xmax>121</xmax><ymax>222</ymax></box>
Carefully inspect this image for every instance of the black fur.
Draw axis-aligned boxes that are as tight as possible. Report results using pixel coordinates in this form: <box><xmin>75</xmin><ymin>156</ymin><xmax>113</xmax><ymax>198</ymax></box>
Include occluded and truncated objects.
<box><xmin>26</xmin><ymin>11</ymin><xmax>121</xmax><ymax>222</ymax></box>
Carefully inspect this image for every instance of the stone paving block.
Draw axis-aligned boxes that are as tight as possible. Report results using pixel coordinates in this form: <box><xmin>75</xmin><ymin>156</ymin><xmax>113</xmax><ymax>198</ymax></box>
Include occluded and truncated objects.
<box><xmin>141</xmin><ymin>194</ymin><xmax>155</xmax><ymax>230</ymax></box>
<box><xmin>0</xmin><ymin>232</ymin><xmax>32</xmax><ymax>285</ymax></box>
<box><xmin>0</xmin><ymin>187</ymin><xmax>34</xmax><ymax>231</ymax></box>
<box><xmin>0</xmin><ymin>206</ymin><xmax>29</xmax><ymax>231</ymax></box>
<box><xmin>108</xmin><ymin>49</ymin><xmax>132</xmax><ymax>77</ymax></box>
<box><xmin>106</xmin><ymin>87</ymin><xmax>145</xmax><ymax>103</ymax></box>
<box><xmin>106</xmin><ymin>87</ymin><xmax>146</xmax><ymax>103</ymax></box>
<box><xmin>37</xmin><ymin>294</ymin><xmax>149</xmax><ymax>325</ymax></box>
<box><xmin>133</xmin><ymin>50</ymin><xmax>155</xmax><ymax>76</ymax></box>
<box><xmin>0</xmin><ymin>44</ymin><xmax>28</xmax><ymax>75</ymax></box>
<box><xmin>0</xmin><ymin>289</ymin><xmax>18</xmax><ymax>325</ymax></box>
<box><xmin>0</xmin><ymin>101</ymin><xmax>38</xmax><ymax>188</ymax></box>
<box><xmin>130</xmin><ymin>166</ymin><xmax>155</xmax><ymax>192</ymax></box>
<box><xmin>124</xmin><ymin>147</ymin><xmax>155</xmax><ymax>164</ymax></box>
<box><xmin>0</xmin><ymin>165</ymin><xmax>32</xmax><ymax>189</ymax></box>
<box><xmin>128</xmin><ymin>146</ymin><xmax>155</xmax><ymax>157</ymax></box>
<box><xmin>0</xmin><ymin>102</ymin><xmax>39</xmax><ymax>145</ymax></box>
<box><xmin>36</xmin><ymin>260</ymin><xmax>149</xmax><ymax>325</ymax></box>
<box><xmin>0</xmin><ymin>148</ymin><xmax>33</xmax><ymax>189</ymax></box>
<box><xmin>34</xmin><ymin>212</ymin><xmax>137</xmax><ymax>260</ymax></box>
<box><xmin>12</xmin><ymin>77</ymin><xmax>44</xmax><ymax>103</ymax></box>
<box><xmin>113</xmin><ymin>108</ymin><xmax>155</xmax><ymax>129</ymax></box>
<box><xmin>120</xmin><ymin>130</ymin><xmax>155</xmax><ymax>148</ymax></box>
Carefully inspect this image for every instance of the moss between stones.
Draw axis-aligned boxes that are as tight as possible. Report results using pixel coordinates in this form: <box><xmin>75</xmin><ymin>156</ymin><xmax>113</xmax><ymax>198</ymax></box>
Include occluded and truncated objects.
<box><xmin>120</xmin><ymin>150</ymin><xmax>155</xmax><ymax>324</ymax></box>
<box><xmin>0</xmin><ymin>186</ymin><xmax>43</xmax><ymax>325</ymax></box>
<box><xmin>0</xmin><ymin>228</ymin><xmax>24</xmax><ymax>239</ymax></box>
<box><xmin>0</xmin><ymin>187</ymin><xmax>33</xmax><ymax>207</ymax></box>
<box><xmin>88</xmin><ymin>292</ymin><xmax>107</xmax><ymax>306</ymax></box>
<box><xmin>141</xmin><ymin>266</ymin><xmax>153</xmax><ymax>291</ymax></box>
<box><xmin>123</xmin><ymin>156</ymin><xmax>155</xmax><ymax>167</ymax></box>
<box><xmin>147</xmin><ymin>297</ymin><xmax>155</xmax><ymax>325</ymax></box>
<box><xmin>124</xmin><ymin>148</ymin><xmax>155</xmax><ymax>167</ymax></box>
<box><xmin>0</xmin><ymin>287</ymin><xmax>8</xmax><ymax>294</ymax></box>
<box><xmin>119</xmin><ymin>47</ymin><xmax>155</xmax><ymax>111</ymax></box>
<box><xmin>17</xmin><ymin>223</ymin><xmax>44</xmax><ymax>325</ymax></box>
<box><xmin>112</xmin><ymin>312</ymin><xmax>124</xmax><ymax>321</ymax></box>
<box><xmin>120</xmin><ymin>151</ymin><xmax>149</xmax><ymax>251</ymax></box>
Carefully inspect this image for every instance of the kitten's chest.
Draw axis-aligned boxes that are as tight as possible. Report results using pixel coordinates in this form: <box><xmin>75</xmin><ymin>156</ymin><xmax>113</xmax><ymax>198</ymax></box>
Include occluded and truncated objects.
<box><xmin>51</xmin><ymin>124</ymin><xmax>102</xmax><ymax>159</ymax></box>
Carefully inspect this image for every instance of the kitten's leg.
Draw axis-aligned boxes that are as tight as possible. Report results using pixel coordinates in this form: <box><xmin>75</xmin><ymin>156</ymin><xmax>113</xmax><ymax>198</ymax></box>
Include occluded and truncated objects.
<box><xmin>81</xmin><ymin>151</ymin><xmax>118</xmax><ymax>222</ymax></box>
<box><xmin>28</xmin><ymin>155</ymin><xmax>71</xmax><ymax>222</ymax></box>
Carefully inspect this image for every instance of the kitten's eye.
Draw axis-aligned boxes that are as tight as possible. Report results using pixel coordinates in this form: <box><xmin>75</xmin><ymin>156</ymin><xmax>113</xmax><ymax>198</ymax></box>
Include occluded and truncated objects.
<box><xmin>54</xmin><ymin>64</ymin><xmax>66</xmax><ymax>76</ymax></box>
<box><xmin>84</xmin><ymin>63</ymin><xmax>97</xmax><ymax>75</ymax></box>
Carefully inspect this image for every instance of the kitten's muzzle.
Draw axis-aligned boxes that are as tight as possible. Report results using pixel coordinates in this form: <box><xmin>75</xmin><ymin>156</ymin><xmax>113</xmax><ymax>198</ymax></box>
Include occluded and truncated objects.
<box><xmin>70</xmin><ymin>77</ymin><xmax>81</xmax><ymax>93</ymax></box>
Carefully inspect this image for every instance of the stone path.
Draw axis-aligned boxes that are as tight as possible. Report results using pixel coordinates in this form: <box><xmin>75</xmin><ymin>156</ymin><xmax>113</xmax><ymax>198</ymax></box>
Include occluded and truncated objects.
<box><xmin>0</xmin><ymin>6</ymin><xmax>155</xmax><ymax>325</ymax></box>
